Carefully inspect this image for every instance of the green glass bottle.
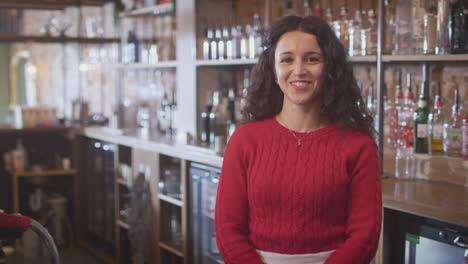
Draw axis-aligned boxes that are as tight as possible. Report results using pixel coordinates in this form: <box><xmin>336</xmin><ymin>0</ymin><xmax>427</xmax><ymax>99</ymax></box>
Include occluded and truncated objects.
<box><xmin>413</xmin><ymin>81</ymin><xmax>430</xmax><ymax>153</ymax></box>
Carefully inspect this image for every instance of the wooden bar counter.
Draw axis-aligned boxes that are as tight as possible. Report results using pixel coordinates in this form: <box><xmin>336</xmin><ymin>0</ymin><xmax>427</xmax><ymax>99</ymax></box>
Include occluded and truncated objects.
<box><xmin>382</xmin><ymin>177</ymin><xmax>468</xmax><ymax>227</ymax></box>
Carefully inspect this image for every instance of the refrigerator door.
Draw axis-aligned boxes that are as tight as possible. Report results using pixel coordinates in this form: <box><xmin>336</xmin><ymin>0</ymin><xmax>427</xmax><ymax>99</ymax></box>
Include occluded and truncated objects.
<box><xmin>405</xmin><ymin>223</ymin><xmax>467</xmax><ymax>264</ymax></box>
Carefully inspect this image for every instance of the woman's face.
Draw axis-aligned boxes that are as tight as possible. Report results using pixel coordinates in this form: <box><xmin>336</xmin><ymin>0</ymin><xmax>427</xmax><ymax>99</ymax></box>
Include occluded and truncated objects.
<box><xmin>274</xmin><ymin>30</ymin><xmax>324</xmax><ymax>107</ymax></box>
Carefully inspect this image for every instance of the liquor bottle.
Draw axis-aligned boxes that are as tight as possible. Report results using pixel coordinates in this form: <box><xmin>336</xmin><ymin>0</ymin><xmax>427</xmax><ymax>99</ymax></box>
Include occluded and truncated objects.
<box><xmin>198</xmin><ymin>17</ymin><xmax>210</xmax><ymax>60</ymax></box>
<box><xmin>401</xmin><ymin>72</ymin><xmax>415</xmax><ymax>149</ymax></box>
<box><xmin>312</xmin><ymin>0</ymin><xmax>323</xmax><ymax>17</ymax></box>
<box><xmin>428</xmin><ymin>82</ymin><xmax>445</xmax><ymax>155</ymax></box>
<box><xmin>230</xmin><ymin>19</ymin><xmax>241</xmax><ymax>59</ymax></box>
<box><xmin>422</xmin><ymin>0</ymin><xmax>437</xmax><ymax>54</ymax></box>
<box><xmin>223</xmin><ymin>19</ymin><xmax>232</xmax><ymax>60</ymax></box>
<box><xmin>348</xmin><ymin>0</ymin><xmax>363</xmax><ymax>56</ymax></box>
<box><xmin>303</xmin><ymin>0</ymin><xmax>312</xmax><ymax>16</ymax></box>
<box><xmin>251</xmin><ymin>12</ymin><xmax>263</xmax><ymax>58</ymax></box>
<box><xmin>240</xmin><ymin>24</ymin><xmax>249</xmax><ymax>59</ymax></box>
<box><xmin>210</xmin><ymin>21</ymin><xmax>218</xmax><ymax>60</ymax></box>
<box><xmin>158</xmin><ymin>92</ymin><xmax>171</xmax><ymax>134</ymax></box>
<box><xmin>384</xmin><ymin>0</ymin><xmax>395</xmax><ymax>54</ymax></box>
<box><xmin>387</xmin><ymin>71</ymin><xmax>404</xmax><ymax>149</ymax></box>
<box><xmin>413</xmin><ymin>81</ymin><xmax>430</xmax><ymax>153</ymax></box>
<box><xmin>394</xmin><ymin>0</ymin><xmax>413</xmax><ymax>54</ymax></box>
<box><xmin>462</xmin><ymin>116</ymin><xmax>468</xmax><ymax>160</ymax></box>
<box><xmin>284</xmin><ymin>0</ymin><xmax>296</xmax><ymax>16</ymax></box>
<box><xmin>216</xmin><ymin>20</ymin><xmax>225</xmax><ymax>60</ymax></box>
<box><xmin>366</xmin><ymin>82</ymin><xmax>376</xmax><ymax>117</ymax></box>
<box><xmin>450</xmin><ymin>0</ymin><xmax>466</xmax><ymax>54</ymax></box>
<box><xmin>204</xmin><ymin>22</ymin><xmax>213</xmax><ymax>60</ymax></box>
<box><xmin>435</xmin><ymin>0</ymin><xmax>451</xmax><ymax>54</ymax></box>
<box><xmin>363</xmin><ymin>0</ymin><xmax>377</xmax><ymax>55</ymax></box>
<box><xmin>443</xmin><ymin>88</ymin><xmax>463</xmax><ymax>157</ymax></box>
<box><xmin>338</xmin><ymin>1</ymin><xmax>350</xmax><ymax>51</ymax></box>
<box><xmin>201</xmin><ymin>102</ymin><xmax>212</xmax><ymax>144</ymax></box>
<box><xmin>412</xmin><ymin>0</ymin><xmax>426</xmax><ymax>54</ymax></box>
<box><xmin>325</xmin><ymin>0</ymin><xmax>333</xmax><ymax>26</ymax></box>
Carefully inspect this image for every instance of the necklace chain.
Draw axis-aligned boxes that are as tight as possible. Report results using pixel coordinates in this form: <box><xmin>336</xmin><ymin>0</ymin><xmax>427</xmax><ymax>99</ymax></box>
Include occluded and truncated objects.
<box><xmin>287</xmin><ymin>128</ymin><xmax>311</xmax><ymax>146</ymax></box>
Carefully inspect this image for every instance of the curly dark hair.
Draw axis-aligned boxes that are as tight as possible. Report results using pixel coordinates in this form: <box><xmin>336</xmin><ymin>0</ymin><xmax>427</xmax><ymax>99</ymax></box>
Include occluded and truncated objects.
<box><xmin>242</xmin><ymin>15</ymin><xmax>374</xmax><ymax>137</ymax></box>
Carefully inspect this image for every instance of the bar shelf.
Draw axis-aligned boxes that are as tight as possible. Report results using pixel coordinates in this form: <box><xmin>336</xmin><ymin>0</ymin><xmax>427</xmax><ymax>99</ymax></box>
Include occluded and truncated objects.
<box><xmin>158</xmin><ymin>193</ymin><xmax>183</xmax><ymax>207</ymax></box>
<box><xmin>116</xmin><ymin>61</ymin><xmax>178</xmax><ymax>69</ymax></box>
<box><xmin>0</xmin><ymin>34</ymin><xmax>119</xmax><ymax>43</ymax></box>
<box><xmin>119</xmin><ymin>3</ymin><xmax>174</xmax><ymax>17</ymax></box>
<box><xmin>382</xmin><ymin>54</ymin><xmax>468</xmax><ymax>62</ymax></box>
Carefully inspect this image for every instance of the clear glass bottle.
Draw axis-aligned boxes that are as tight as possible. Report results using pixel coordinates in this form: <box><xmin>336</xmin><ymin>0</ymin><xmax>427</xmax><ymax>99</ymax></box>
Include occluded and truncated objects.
<box><xmin>338</xmin><ymin>3</ymin><xmax>350</xmax><ymax>51</ymax></box>
<box><xmin>216</xmin><ymin>20</ymin><xmax>225</xmax><ymax>60</ymax></box>
<box><xmin>443</xmin><ymin>88</ymin><xmax>463</xmax><ymax>157</ymax></box>
<box><xmin>462</xmin><ymin>116</ymin><xmax>468</xmax><ymax>160</ymax></box>
<box><xmin>435</xmin><ymin>0</ymin><xmax>451</xmax><ymax>54</ymax></box>
<box><xmin>400</xmin><ymin>72</ymin><xmax>416</xmax><ymax>150</ymax></box>
<box><xmin>394</xmin><ymin>0</ymin><xmax>413</xmax><ymax>54</ymax></box>
<box><xmin>303</xmin><ymin>0</ymin><xmax>312</xmax><ymax>16</ymax></box>
<box><xmin>348</xmin><ymin>0</ymin><xmax>362</xmax><ymax>56</ymax></box>
<box><xmin>325</xmin><ymin>0</ymin><xmax>334</xmax><ymax>26</ymax></box>
<box><xmin>366</xmin><ymin>82</ymin><xmax>376</xmax><ymax>118</ymax></box>
<box><xmin>384</xmin><ymin>0</ymin><xmax>395</xmax><ymax>54</ymax></box>
<box><xmin>422</xmin><ymin>0</ymin><xmax>437</xmax><ymax>54</ymax></box>
<box><xmin>240</xmin><ymin>24</ymin><xmax>249</xmax><ymax>59</ymax></box>
<box><xmin>210</xmin><ymin>21</ymin><xmax>218</xmax><ymax>60</ymax></box>
<box><xmin>414</xmin><ymin>81</ymin><xmax>430</xmax><ymax>153</ymax></box>
<box><xmin>230</xmin><ymin>19</ymin><xmax>241</xmax><ymax>59</ymax></box>
<box><xmin>450</xmin><ymin>0</ymin><xmax>466</xmax><ymax>54</ymax></box>
<box><xmin>429</xmin><ymin>82</ymin><xmax>445</xmax><ymax>155</ymax></box>
<box><xmin>388</xmin><ymin>71</ymin><xmax>404</xmax><ymax>149</ymax></box>
<box><xmin>412</xmin><ymin>0</ymin><xmax>426</xmax><ymax>54</ymax></box>
<box><xmin>363</xmin><ymin>1</ymin><xmax>377</xmax><ymax>55</ymax></box>
<box><xmin>251</xmin><ymin>12</ymin><xmax>263</xmax><ymax>59</ymax></box>
<box><xmin>198</xmin><ymin>17</ymin><xmax>210</xmax><ymax>60</ymax></box>
<box><xmin>223</xmin><ymin>19</ymin><xmax>232</xmax><ymax>60</ymax></box>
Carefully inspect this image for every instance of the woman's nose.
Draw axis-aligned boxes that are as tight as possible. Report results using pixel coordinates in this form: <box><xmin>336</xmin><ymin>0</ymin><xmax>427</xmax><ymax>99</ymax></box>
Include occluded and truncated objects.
<box><xmin>293</xmin><ymin>61</ymin><xmax>306</xmax><ymax>75</ymax></box>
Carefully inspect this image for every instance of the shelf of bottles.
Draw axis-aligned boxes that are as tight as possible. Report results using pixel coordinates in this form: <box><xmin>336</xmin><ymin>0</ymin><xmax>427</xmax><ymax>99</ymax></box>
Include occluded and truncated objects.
<box><xmin>118</xmin><ymin>1</ymin><xmax>178</xmax><ymax>139</ymax></box>
<box><xmin>364</xmin><ymin>63</ymin><xmax>468</xmax><ymax>181</ymax></box>
<box><xmin>197</xmin><ymin>67</ymin><xmax>252</xmax><ymax>153</ymax></box>
<box><xmin>120</xmin><ymin>2</ymin><xmax>176</xmax><ymax>65</ymax></box>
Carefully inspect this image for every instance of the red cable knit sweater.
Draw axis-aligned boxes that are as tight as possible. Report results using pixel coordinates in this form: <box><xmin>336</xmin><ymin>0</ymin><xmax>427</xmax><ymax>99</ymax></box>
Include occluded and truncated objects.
<box><xmin>215</xmin><ymin>117</ymin><xmax>382</xmax><ymax>264</ymax></box>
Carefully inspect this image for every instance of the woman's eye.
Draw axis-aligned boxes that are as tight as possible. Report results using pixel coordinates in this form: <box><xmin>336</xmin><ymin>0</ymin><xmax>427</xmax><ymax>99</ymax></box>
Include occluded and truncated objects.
<box><xmin>280</xmin><ymin>57</ymin><xmax>293</xmax><ymax>63</ymax></box>
<box><xmin>307</xmin><ymin>57</ymin><xmax>321</xmax><ymax>63</ymax></box>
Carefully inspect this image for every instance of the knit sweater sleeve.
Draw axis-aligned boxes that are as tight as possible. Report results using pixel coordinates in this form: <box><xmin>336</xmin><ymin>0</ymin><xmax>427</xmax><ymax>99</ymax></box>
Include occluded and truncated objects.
<box><xmin>325</xmin><ymin>135</ymin><xmax>382</xmax><ymax>264</ymax></box>
<box><xmin>215</xmin><ymin>126</ymin><xmax>264</xmax><ymax>264</ymax></box>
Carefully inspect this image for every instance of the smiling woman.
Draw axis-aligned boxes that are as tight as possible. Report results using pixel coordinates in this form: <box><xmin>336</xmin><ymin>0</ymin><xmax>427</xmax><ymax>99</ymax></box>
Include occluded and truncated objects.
<box><xmin>215</xmin><ymin>15</ymin><xmax>382</xmax><ymax>264</ymax></box>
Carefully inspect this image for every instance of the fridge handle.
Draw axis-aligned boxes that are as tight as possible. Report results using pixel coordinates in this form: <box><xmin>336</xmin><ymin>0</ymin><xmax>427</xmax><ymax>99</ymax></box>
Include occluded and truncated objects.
<box><xmin>454</xmin><ymin>236</ymin><xmax>468</xmax><ymax>249</ymax></box>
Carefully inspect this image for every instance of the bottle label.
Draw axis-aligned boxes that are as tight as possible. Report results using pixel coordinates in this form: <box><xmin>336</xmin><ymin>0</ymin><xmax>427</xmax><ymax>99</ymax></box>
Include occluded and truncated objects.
<box><xmin>433</xmin><ymin>124</ymin><xmax>443</xmax><ymax>139</ymax></box>
<box><xmin>417</xmin><ymin>124</ymin><xmax>428</xmax><ymax>138</ymax></box>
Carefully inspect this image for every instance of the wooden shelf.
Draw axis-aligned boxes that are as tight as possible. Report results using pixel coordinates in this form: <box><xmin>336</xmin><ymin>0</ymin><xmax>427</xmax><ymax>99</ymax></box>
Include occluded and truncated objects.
<box><xmin>0</xmin><ymin>125</ymin><xmax>75</xmax><ymax>134</ymax></box>
<box><xmin>196</xmin><ymin>58</ymin><xmax>258</xmax><ymax>66</ymax></box>
<box><xmin>116</xmin><ymin>61</ymin><xmax>178</xmax><ymax>69</ymax></box>
<box><xmin>382</xmin><ymin>54</ymin><xmax>468</xmax><ymax>62</ymax></box>
<box><xmin>0</xmin><ymin>34</ymin><xmax>120</xmax><ymax>43</ymax></box>
<box><xmin>0</xmin><ymin>0</ymin><xmax>112</xmax><ymax>9</ymax></box>
<box><xmin>117</xmin><ymin>219</ymin><xmax>130</xmax><ymax>230</ymax></box>
<box><xmin>119</xmin><ymin>3</ymin><xmax>174</xmax><ymax>17</ymax></box>
<box><xmin>158</xmin><ymin>193</ymin><xmax>183</xmax><ymax>207</ymax></box>
<box><xmin>348</xmin><ymin>55</ymin><xmax>376</xmax><ymax>62</ymax></box>
<box><xmin>13</xmin><ymin>169</ymin><xmax>78</xmax><ymax>178</ymax></box>
<box><xmin>159</xmin><ymin>242</ymin><xmax>184</xmax><ymax>258</ymax></box>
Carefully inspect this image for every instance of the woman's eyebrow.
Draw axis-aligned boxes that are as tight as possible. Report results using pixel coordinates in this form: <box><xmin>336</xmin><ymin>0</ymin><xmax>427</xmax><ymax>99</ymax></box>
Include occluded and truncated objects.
<box><xmin>279</xmin><ymin>51</ymin><xmax>322</xmax><ymax>56</ymax></box>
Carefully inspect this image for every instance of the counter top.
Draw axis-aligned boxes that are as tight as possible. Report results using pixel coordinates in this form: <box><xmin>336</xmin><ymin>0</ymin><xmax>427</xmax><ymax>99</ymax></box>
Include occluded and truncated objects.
<box><xmin>79</xmin><ymin>127</ymin><xmax>223</xmax><ymax>168</ymax></box>
<box><xmin>80</xmin><ymin>127</ymin><xmax>467</xmax><ymax>228</ymax></box>
<box><xmin>382</xmin><ymin>177</ymin><xmax>468</xmax><ymax>227</ymax></box>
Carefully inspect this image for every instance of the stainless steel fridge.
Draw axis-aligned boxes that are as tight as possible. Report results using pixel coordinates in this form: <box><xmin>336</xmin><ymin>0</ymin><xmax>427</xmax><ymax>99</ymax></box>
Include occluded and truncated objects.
<box><xmin>189</xmin><ymin>162</ymin><xmax>224</xmax><ymax>264</ymax></box>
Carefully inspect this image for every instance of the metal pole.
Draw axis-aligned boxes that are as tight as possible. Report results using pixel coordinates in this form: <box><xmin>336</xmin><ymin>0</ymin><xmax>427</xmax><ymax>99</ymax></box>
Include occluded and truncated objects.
<box><xmin>376</xmin><ymin>0</ymin><xmax>385</xmax><ymax>175</ymax></box>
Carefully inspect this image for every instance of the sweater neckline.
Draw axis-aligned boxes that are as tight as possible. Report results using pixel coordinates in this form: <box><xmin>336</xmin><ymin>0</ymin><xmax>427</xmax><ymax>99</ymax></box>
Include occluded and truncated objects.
<box><xmin>269</xmin><ymin>116</ymin><xmax>336</xmax><ymax>141</ymax></box>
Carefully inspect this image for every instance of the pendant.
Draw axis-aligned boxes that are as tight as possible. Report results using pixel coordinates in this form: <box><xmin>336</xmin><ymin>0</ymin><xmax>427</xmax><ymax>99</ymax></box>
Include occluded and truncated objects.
<box><xmin>297</xmin><ymin>140</ymin><xmax>302</xmax><ymax>146</ymax></box>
